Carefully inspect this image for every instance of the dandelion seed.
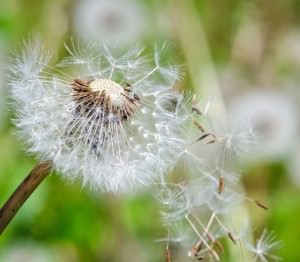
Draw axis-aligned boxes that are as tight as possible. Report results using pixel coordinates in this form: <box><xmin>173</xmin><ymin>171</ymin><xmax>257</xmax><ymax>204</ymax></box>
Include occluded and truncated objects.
<box><xmin>218</xmin><ymin>176</ymin><xmax>224</xmax><ymax>194</ymax></box>
<box><xmin>245</xmin><ymin>230</ymin><xmax>282</xmax><ymax>262</ymax></box>
<box><xmin>10</xmin><ymin>39</ymin><xmax>187</xmax><ymax>193</ymax></box>
<box><xmin>153</xmin><ymin>183</ymin><xmax>191</xmax><ymax>224</ymax></box>
<box><xmin>228</xmin><ymin>232</ymin><xmax>237</xmax><ymax>245</ymax></box>
<box><xmin>165</xmin><ymin>245</ymin><xmax>171</xmax><ymax>262</ymax></box>
<box><xmin>254</xmin><ymin>200</ymin><xmax>268</xmax><ymax>210</ymax></box>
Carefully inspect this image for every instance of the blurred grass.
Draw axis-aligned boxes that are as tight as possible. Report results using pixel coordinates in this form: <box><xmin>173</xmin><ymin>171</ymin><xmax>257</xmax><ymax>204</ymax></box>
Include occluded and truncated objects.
<box><xmin>0</xmin><ymin>0</ymin><xmax>300</xmax><ymax>261</ymax></box>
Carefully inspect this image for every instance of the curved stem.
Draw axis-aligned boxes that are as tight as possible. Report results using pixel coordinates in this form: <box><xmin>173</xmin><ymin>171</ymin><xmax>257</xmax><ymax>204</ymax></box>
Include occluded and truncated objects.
<box><xmin>0</xmin><ymin>161</ymin><xmax>52</xmax><ymax>235</ymax></box>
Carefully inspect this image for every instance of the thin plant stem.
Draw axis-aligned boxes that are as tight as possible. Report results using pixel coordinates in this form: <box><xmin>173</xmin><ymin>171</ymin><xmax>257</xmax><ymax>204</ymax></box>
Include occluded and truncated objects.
<box><xmin>0</xmin><ymin>161</ymin><xmax>52</xmax><ymax>235</ymax></box>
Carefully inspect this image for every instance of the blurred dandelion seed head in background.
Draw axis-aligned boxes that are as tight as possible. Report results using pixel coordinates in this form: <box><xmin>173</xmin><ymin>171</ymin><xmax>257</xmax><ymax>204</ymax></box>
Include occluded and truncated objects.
<box><xmin>9</xmin><ymin>39</ymin><xmax>189</xmax><ymax>193</ymax></box>
<box><xmin>73</xmin><ymin>0</ymin><xmax>148</xmax><ymax>45</ymax></box>
<box><xmin>228</xmin><ymin>90</ymin><xmax>298</xmax><ymax>162</ymax></box>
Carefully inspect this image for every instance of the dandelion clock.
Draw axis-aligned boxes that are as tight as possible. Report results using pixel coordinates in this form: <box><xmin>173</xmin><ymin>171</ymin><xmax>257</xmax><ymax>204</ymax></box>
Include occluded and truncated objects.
<box><xmin>0</xmin><ymin>39</ymin><xmax>188</xmax><ymax>233</ymax></box>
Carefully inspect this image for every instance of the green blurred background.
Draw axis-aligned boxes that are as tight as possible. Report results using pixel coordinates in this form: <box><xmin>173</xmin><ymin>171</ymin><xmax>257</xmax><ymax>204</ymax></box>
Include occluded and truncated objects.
<box><xmin>0</xmin><ymin>0</ymin><xmax>300</xmax><ymax>261</ymax></box>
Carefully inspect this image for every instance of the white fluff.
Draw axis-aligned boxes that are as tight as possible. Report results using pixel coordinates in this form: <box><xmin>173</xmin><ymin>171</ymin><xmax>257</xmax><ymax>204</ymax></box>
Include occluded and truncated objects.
<box><xmin>10</xmin><ymin>39</ymin><xmax>189</xmax><ymax>193</ymax></box>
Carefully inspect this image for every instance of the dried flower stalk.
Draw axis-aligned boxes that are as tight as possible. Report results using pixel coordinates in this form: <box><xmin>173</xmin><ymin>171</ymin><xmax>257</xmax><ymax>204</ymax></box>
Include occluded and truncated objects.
<box><xmin>0</xmin><ymin>161</ymin><xmax>52</xmax><ymax>234</ymax></box>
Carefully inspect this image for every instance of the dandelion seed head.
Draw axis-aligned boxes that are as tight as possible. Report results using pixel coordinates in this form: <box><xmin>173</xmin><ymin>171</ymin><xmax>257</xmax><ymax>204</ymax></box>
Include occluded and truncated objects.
<box><xmin>73</xmin><ymin>0</ymin><xmax>147</xmax><ymax>45</ymax></box>
<box><xmin>229</xmin><ymin>90</ymin><xmax>298</xmax><ymax>161</ymax></box>
<box><xmin>10</xmin><ymin>39</ymin><xmax>189</xmax><ymax>193</ymax></box>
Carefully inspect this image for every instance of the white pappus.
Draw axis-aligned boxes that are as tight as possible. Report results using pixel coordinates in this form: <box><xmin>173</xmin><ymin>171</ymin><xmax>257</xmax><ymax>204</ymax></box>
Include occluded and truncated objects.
<box><xmin>9</xmin><ymin>39</ymin><xmax>189</xmax><ymax>193</ymax></box>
